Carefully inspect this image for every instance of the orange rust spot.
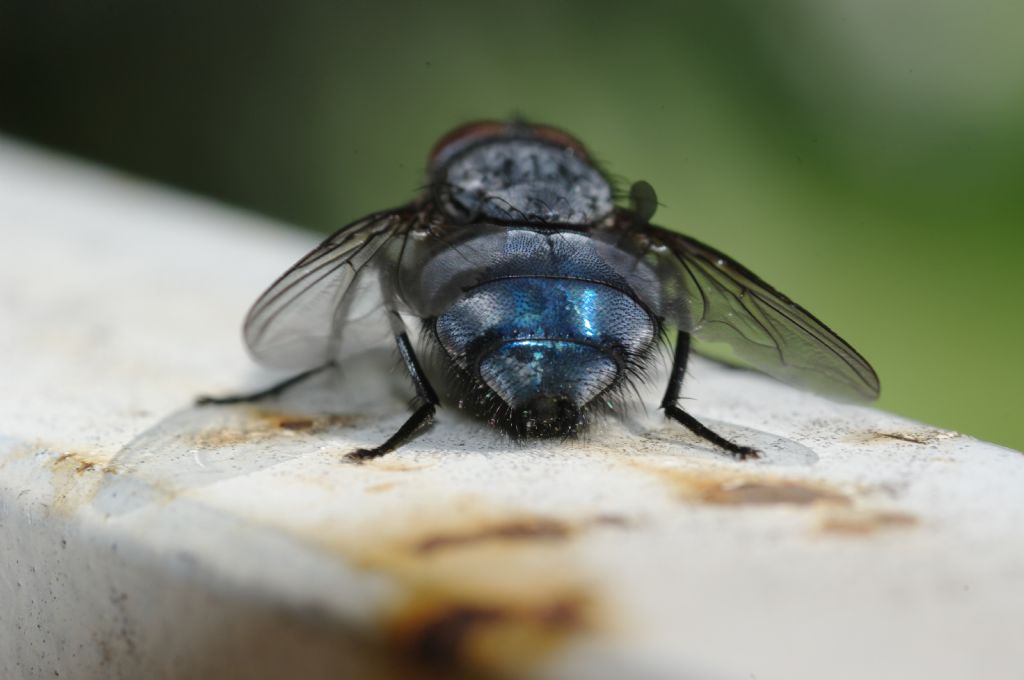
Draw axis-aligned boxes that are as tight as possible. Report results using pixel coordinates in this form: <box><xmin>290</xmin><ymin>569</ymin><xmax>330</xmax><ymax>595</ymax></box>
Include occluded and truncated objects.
<box><xmin>631</xmin><ymin>462</ymin><xmax>850</xmax><ymax>507</ymax></box>
<box><xmin>365</xmin><ymin>482</ymin><xmax>398</xmax><ymax>493</ymax></box>
<box><xmin>413</xmin><ymin>514</ymin><xmax>630</xmax><ymax>556</ymax></box>
<box><xmin>192</xmin><ymin>409</ymin><xmax>361</xmax><ymax>447</ymax></box>
<box><xmin>277</xmin><ymin>417</ymin><xmax>317</xmax><ymax>431</ymax></box>
<box><xmin>818</xmin><ymin>508</ymin><xmax>919</xmax><ymax>535</ymax></box>
<box><xmin>49</xmin><ymin>451</ymin><xmax>110</xmax><ymax>475</ymax></box>
<box><xmin>415</xmin><ymin>518</ymin><xmax>571</xmax><ymax>555</ymax></box>
<box><xmin>192</xmin><ymin>428</ymin><xmax>255</xmax><ymax>448</ymax></box>
<box><xmin>363</xmin><ymin>460</ymin><xmax>433</xmax><ymax>473</ymax></box>
<box><xmin>45</xmin><ymin>449</ymin><xmax>117</xmax><ymax>515</ymax></box>
<box><xmin>390</xmin><ymin>593</ymin><xmax>588</xmax><ymax>671</ymax></box>
<box><xmin>700</xmin><ymin>480</ymin><xmax>848</xmax><ymax>506</ymax></box>
<box><xmin>240</xmin><ymin>498</ymin><xmax>605</xmax><ymax>676</ymax></box>
<box><xmin>251</xmin><ymin>409</ymin><xmax>363</xmax><ymax>431</ymax></box>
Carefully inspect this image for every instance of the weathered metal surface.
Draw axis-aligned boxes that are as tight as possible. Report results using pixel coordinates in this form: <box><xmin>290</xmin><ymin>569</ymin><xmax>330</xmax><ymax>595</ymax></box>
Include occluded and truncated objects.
<box><xmin>1</xmin><ymin>138</ymin><xmax>1022</xmax><ymax>680</ymax></box>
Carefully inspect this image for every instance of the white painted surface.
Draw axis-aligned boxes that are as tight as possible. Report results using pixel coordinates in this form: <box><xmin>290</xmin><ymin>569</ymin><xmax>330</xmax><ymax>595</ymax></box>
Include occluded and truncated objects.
<box><xmin>1</xmin><ymin>138</ymin><xmax>1021</xmax><ymax>680</ymax></box>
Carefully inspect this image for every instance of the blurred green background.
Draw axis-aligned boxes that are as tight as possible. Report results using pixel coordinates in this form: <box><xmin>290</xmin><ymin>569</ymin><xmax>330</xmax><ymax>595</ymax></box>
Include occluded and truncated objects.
<box><xmin>2</xmin><ymin>1</ymin><xmax>1021</xmax><ymax>450</ymax></box>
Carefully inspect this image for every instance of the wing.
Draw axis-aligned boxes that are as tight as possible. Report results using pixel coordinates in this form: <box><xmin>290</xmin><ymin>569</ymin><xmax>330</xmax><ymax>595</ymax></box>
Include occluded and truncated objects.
<box><xmin>243</xmin><ymin>208</ymin><xmax>416</xmax><ymax>370</ymax></box>
<box><xmin>637</xmin><ymin>220</ymin><xmax>880</xmax><ymax>402</ymax></box>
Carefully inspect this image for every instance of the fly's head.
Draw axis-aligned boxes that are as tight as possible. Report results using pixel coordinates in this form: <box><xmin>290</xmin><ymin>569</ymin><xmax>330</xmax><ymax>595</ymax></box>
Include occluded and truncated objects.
<box><xmin>428</xmin><ymin>120</ymin><xmax>614</xmax><ymax>226</ymax></box>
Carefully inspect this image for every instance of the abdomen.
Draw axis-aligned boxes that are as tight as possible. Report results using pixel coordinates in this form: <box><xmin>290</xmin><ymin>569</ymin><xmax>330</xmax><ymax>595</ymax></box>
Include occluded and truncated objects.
<box><xmin>433</xmin><ymin>275</ymin><xmax>656</xmax><ymax>437</ymax></box>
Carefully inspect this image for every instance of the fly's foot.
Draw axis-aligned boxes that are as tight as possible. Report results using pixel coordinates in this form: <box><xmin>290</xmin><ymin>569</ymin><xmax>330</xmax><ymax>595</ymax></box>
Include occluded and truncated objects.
<box><xmin>727</xmin><ymin>444</ymin><xmax>761</xmax><ymax>461</ymax></box>
<box><xmin>343</xmin><ymin>402</ymin><xmax>435</xmax><ymax>464</ymax></box>
<box><xmin>664</xmin><ymin>404</ymin><xmax>761</xmax><ymax>462</ymax></box>
<box><xmin>345</xmin><ymin>446</ymin><xmax>390</xmax><ymax>463</ymax></box>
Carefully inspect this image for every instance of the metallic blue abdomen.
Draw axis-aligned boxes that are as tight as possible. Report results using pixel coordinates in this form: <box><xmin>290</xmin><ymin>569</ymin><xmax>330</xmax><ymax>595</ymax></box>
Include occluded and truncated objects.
<box><xmin>435</xmin><ymin>277</ymin><xmax>655</xmax><ymax>432</ymax></box>
<box><xmin>479</xmin><ymin>339</ymin><xmax>618</xmax><ymax>411</ymax></box>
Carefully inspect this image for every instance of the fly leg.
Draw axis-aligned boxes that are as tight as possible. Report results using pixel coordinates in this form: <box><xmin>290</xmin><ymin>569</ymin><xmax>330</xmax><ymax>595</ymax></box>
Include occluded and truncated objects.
<box><xmin>195</xmin><ymin>364</ymin><xmax>333</xmax><ymax>405</ymax></box>
<box><xmin>660</xmin><ymin>331</ymin><xmax>759</xmax><ymax>460</ymax></box>
<box><xmin>346</xmin><ymin>332</ymin><xmax>438</xmax><ymax>462</ymax></box>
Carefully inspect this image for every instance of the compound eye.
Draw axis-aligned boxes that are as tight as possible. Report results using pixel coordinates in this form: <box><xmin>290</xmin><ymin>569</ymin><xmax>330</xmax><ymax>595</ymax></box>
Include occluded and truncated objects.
<box><xmin>428</xmin><ymin>120</ymin><xmax>594</xmax><ymax>171</ymax></box>
<box><xmin>428</xmin><ymin>121</ymin><xmax>507</xmax><ymax>170</ymax></box>
<box><xmin>526</xmin><ymin>124</ymin><xmax>591</xmax><ymax>161</ymax></box>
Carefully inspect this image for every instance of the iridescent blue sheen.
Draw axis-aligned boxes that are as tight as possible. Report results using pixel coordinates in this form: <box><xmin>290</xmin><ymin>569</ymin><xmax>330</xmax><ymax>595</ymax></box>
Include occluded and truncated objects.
<box><xmin>435</xmin><ymin>277</ymin><xmax>655</xmax><ymax>408</ymax></box>
<box><xmin>480</xmin><ymin>340</ymin><xmax>617</xmax><ymax>407</ymax></box>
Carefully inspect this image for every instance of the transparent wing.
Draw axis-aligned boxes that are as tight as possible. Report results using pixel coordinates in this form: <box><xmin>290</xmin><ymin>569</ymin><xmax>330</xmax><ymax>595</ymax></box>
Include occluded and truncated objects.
<box><xmin>641</xmin><ymin>221</ymin><xmax>880</xmax><ymax>402</ymax></box>
<box><xmin>243</xmin><ymin>208</ymin><xmax>414</xmax><ymax>370</ymax></box>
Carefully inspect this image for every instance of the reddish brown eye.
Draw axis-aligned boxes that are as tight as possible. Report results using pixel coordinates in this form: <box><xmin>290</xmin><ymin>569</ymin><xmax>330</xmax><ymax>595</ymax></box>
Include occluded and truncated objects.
<box><xmin>427</xmin><ymin>120</ymin><xmax>507</xmax><ymax>169</ymax></box>
<box><xmin>526</xmin><ymin>124</ymin><xmax>591</xmax><ymax>160</ymax></box>
<box><xmin>428</xmin><ymin>120</ymin><xmax>593</xmax><ymax>170</ymax></box>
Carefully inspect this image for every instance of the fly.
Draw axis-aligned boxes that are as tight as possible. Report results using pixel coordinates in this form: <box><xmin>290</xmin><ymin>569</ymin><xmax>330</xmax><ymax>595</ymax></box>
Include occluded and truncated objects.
<box><xmin>199</xmin><ymin>120</ymin><xmax>880</xmax><ymax>461</ymax></box>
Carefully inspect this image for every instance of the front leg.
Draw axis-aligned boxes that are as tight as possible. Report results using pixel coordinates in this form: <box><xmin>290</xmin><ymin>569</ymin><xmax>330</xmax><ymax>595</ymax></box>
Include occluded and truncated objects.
<box><xmin>346</xmin><ymin>332</ymin><xmax>439</xmax><ymax>462</ymax></box>
<box><xmin>660</xmin><ymin>331</ymin><xmax>759</xmax><ymax>460</ymax></box>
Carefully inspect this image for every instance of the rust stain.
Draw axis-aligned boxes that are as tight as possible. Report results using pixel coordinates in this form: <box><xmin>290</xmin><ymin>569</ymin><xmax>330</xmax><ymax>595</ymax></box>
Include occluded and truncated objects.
<box><xmin>631</xmin><ymin>461</ymin><xmax>851</xmax><ymax>507</ymax></box>
<box><xmin>192</xmin><ymin>409</ymin><xmax>361</xmax><ymax>448</ymax></box>
<box><xmin>414</xmin><ymin>514</ymin><xmax>629</xmax><ymax>555</ymax></box>
<box><xmin>700</xmin><ymin>480</ymin><xmax>848</xmax><ymax>506</ymax></box>
<box><xmin>389</xmin><ymin>593</ymin><xmax>589</xmax><ymax>672</ymax></box>
<box><xmin>850</xmin><ymin>430</ymin><xmax>961</xmax><ymax>446</ymax></box>
<box><xmin>192</xmin><ymin>428</ymin><xmax>251</xmax><ymax>448</ymax></box>
<box><xmin>254</xmin><ymin>498</ymin><xmax>609</xmax><ymax>677</ymax></box>
<box><xmin>817</xmin><ymin>508</ymin><xmax>919</xmax><ymax>535</ymax></box>
<box><xmin>256</xmin><ymin>409</ymin><xmax>362</xmax><ymax>430</ymax></box>
<box><xmin>590</xmin><ymin>513</ymin><xmax>631</xmax><ymax>528</ymax></box>
<box><xmin>365</xmin><ymin>482</ymin><xmax>398</xmax><ymax>493</ymax></box>
<box><xmin>415</xmin><ymin>518</ymin><xmax>571</xmax><ymax>555</ymax></box>
<box><xmin>362</xmin><ymin>460</ymin><xmax>433</xmax><ymax>473</ymax></box>
<box><xmin>46</xmin><ymin>449</ymin><xmax>118</xmax><ymax>515</ymax></box>
<box><xmin>880</xmin><ymin>432</ymin><xmax>932</xmax><ymax>445</ymax></box>
<box><xmin>276</xmin><ymin>417</ymin><xmax>317</xmax><ymax>431</ymax></box>
<box><xmin>50</xmin><ymin>451</ymin><xmax>114</xmax><ymax>476</ymax></box>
